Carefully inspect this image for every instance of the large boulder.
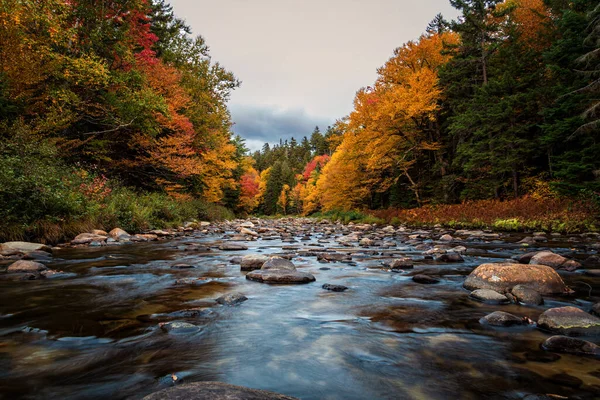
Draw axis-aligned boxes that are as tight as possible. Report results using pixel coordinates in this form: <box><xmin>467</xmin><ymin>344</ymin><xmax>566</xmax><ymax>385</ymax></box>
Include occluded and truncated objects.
<box><xmin>542</xmin><ymin>336</ymin><xmax>600</xmax><ymax>357</ymax></box>
<box><xmin>463</xmin><ymin>263</ymin><xmax>569</xmax><ymax>295</ymax></box>
<box><xmin>7</xmin><ymin>260</ymin><xmax>48</xmax><ymax>273</ymax></box>
<box><xmin>240</xmin><ymin>254</ymin><xmax>269</xmax><ymax>271</ymax></box>
<box><xmin>142</xmin><ymin>381</ymin><xmax>298</xmax><ymax>400</ymax></box>
<box><xmin>0</xmin><ymin>241</ymin><xmax>51</xmax><ymax>254</ymax></box>
<box><xmin>537</xmin><ymin>306</ymin><xmax>600</xmax><ymax>336</ymax></box>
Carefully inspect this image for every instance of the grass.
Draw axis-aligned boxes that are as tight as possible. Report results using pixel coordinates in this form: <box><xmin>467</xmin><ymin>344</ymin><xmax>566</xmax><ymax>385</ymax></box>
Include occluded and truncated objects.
<box><xmin>311</xmin><ymin>209</ymin><xmax>384</xmax><ymax>225</ymax></box>
<box><xmin>370</xmin><ymin>195</ymin><xmax>599</xmax><ymax>233</ymax></box>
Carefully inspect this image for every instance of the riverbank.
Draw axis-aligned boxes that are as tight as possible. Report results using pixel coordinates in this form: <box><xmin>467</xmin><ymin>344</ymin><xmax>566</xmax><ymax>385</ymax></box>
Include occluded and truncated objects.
<box><xmin>313</xmin><ymin>196</ymin><xmax>600</xmax><ymax>234</ymax></box>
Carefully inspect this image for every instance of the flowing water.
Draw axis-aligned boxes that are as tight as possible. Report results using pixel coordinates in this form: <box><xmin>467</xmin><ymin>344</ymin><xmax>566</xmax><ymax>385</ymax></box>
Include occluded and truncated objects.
<box><xmin>1</xmin><ymin>221</ymin><xmax>599</xmax><ymax>399</ymax></box>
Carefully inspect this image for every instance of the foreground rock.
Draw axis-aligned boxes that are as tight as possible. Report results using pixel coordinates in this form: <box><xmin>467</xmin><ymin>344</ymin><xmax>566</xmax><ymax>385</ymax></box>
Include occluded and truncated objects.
<box><xmin>469</xmin><ymin>289</ymin><xmax>510</xmax><ymax>305</ymax></box>
<box><xmin>537</xmin><ymin>306</ymin><xmax>600</xmax><ymax>336</ymax></box>
<box><xmin>240</xmin><ymin>254</ymin><xmax>268</xmax><ymax>271</ymax></box>
<box><xmin>542</xmin><ymin>336</ymin><xmax>600</xmax><ymax>357</ymax></box>
<box><xmin>463</xmin><ymin>263</ymin><xmax>569</xmax><ymax>295</ymax></box>
<box><xmin>480</xmin><ymin>311</ymin><xmax>524</xmax><ymax>327</ymax></box>
<box><xmin>142</xmin><ymin>381</ymin><xmax>298</xmax><ymax>400</ymax></box>
<box><xmin>246</xmin><ymin>257</ymin><xmax>315</xmax><ymax>284</ymax></box>
<box><xmin>216</xmin><ymin>293</ymin><xmax>248</xmax><ymax>305</ymax></box>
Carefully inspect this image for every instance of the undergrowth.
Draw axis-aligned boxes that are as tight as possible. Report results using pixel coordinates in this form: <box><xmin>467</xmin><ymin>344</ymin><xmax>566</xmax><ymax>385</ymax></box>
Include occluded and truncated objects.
<box><xmin>371</xmin><ymin>195</ymin><xmax>599</xmax><ymax>233</ymax></box>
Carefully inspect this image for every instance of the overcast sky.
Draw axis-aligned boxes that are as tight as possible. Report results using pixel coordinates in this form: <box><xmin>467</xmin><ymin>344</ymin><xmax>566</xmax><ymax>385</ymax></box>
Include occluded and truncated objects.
<box><xmin>169</xmin><ymin>0</ymin><xmax>459</xmax><ymax>150</ymax></box>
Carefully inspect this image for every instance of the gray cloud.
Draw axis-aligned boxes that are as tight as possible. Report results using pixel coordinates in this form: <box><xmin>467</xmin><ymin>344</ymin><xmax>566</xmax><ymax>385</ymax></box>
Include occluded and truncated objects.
<box><xmin>230</xmin><ymin>105</ymin><xmax>333</xmax><ymax>151</ymax></box>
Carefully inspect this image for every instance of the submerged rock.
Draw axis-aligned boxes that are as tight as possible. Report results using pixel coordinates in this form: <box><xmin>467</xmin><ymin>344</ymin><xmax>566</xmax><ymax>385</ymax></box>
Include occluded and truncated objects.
<box><xmin>216</xmin><ymin>293</ymin><xmax>248</xmax><ymax>305</ymax></box>
<box><xmin>542</xmin><ymin>335</ymin><xmax>600</xmax><ymax>357</ymax></box>
<box><xmin>142</xmin><ymin>381</ymin><xmax>298</xmax><ymax>400</ymax></box>
<box><xmin>159</xmin><ymin>321</ymin><xmax>200</xmax><ymax>334</ymax></box>
<box><xmin>322</xmin><ymin>283</ymin><xmax>348</xmax><ymax>292</ymax></box>
<box><xmin>469</xmin><ymin>289</ymin><xmax>510</xmax><ymax>305</ymax></box>
<box><xmin>436</xmin><ymin>253</ymin><xmax>464</xmax><ymax>263</ymax></box>
<box><xmin>537</xmin><ymin>306</ymin><xmax>600</xmax><ymax>336</ymax></box>
<box><xmin>463</xmin><ymin>263</ymin><xmax>569</xmax><ymax>295</ymax></box>
<box><xmin>219</xmin><ymin>243</ymin><xmax>248</xmax><ymax>251</ymax></box>
<box><xmin>412</xmin><ymin>275</ymin><xmax>440</xmax><ymax>284</ymax></box>
<box><xmin>479</xmin><ymin>311</ymin><xmax>524</xmax><ymax>327</ymax></box>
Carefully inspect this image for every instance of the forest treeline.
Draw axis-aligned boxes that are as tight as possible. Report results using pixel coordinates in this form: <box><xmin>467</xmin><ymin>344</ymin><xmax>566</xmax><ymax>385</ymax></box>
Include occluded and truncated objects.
<box><xmin>243</xmin><ymin>0</ymin><xmax>600</xmax><ymax>217</ymax></box>
<box><xmin>0</xmin><ymin>0</ymin><xmax>244</xmax><ymax>240</ymax></box>
<box><xmin>0</xmin><ymin>0</ymin><xmax>598</xmax><ymax>241</ymax></box>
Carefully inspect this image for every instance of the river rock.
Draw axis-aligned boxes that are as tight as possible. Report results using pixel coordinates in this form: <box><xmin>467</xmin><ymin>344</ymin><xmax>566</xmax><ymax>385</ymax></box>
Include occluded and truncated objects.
<box><xmin>439</xmin><ymin>234</ymin><xmax>453</xmax><ymax>241</ymax></box>
<box><xmin>246</xmin><ymin>270</ymin><xmax>315</xmax><ymax>284</ymax></box>
<box><xmin>91</xmin><ymin>229</ymin><xmax>108</xmax><ymax>236</ymax></box>
<box><xmin>216</xmin><ymin>293</ymin><xmax>248</xmax><ymax>305</ymax></box>
<box><xmin>7</xmin><ymin>260</ymin><xmax>48</xmax><ymax>273</ymax></box>
<box><xmin>71</xmin><ymin>233</ymin><xmax>108</xmax><ymax>245</ymax></box>
<box><xmin>514</xmin><ymin>251</ymin><xmax>540</xmax><ymax>264</ymax></box>
<box><xmin>537</xmin><ymin>306</ymin><xmax>600</xmax><ymax>336</ymax></box>
<box><xmin>130</xmin><ymin>234</ymin><xmax>158</xmax><ymax>242</ymax></box>
<box><xmin>530</xmin><ymin>251</ymin><xmax>581</xmax><ymax>270</ymax></box>
<box><xmin>389</xmin><ymin>258</ymin><xmax>413</xmax><ymax>269</ymax></box>
<box><xmin>239</xmin><ymin>221</ymin><xmax>255</xmax><ymax>228</ymax></box>
<box><xmin>240</xmin><ymin>227</ymin><xmax>258</xmax><ymax>236</ymax></box>
<box><xmin>436</xmin><ymin>253</ymin><xmax>464</xmax><ymax>263</ymax></box>
<box><xmin>108</xmin><ymin>228</ymin><xmax>130</xmax><ymax>240</ymax></box>
<box><xmin>463</xmin><ymin>263</ymin><xmax>569</xmax><ymax>295</ymax></box>
<box><xmin>240</xmin><ymin>254</ymin><xmax>269</xmax><ymax>271</ymax></box>
<box><xmin>469</xmin><ymin>289</ymin><xmax>510</xmax><ymax>305</ymax></box>
<box><xmin>412</xmin><ymin>274</ymin><xmax>440</xmax><ymax>284</ymax></box>
<box><xmin>0</xmin><ymin>241</ymin><xmax>52</xmax><ymax>254</ymax></box>
<box><xmin>479</xmin><ymin>311</ymin><xmax>524</xmax><ymax>327</ymax></box>
<box><xmin>511</xmin><ymin>285</ymin><xmax>543</xmax><ymax>305</ymax></box>
<box><xmin>219</xmin><ymin>243</ymin><xmax>248</xmax><ymax>251</ymax></box>
<box><xmin>142</xmin><ymin>381</ymin><xmax>298</xmax><ymax>400</ymax></box>
<box><xmin>317</xmin><ymin>253</ymin><xmax>351</xmax><ymax>262</ymax></box>
<box><xmin>261</xmin><ymin>257</ymin><xmax>296</xmax><ymax>271</ymax></box>
<box><xmin>322</xmin><ymin>283</ymin><xmax>348</xmax><ymax>292</ymax></box>
<box><xmin>542</xmin><ymin>335</ymin><xmax>600</xmax><ymax>357</ymax></box>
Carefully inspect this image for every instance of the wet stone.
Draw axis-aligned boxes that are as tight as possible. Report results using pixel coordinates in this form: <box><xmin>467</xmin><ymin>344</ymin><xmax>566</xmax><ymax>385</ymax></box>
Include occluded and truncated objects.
<box><xmin>436</xmin><ymin>253</ymin><xmax>464</xmax><ymax>263</ymax></box>
<box><xmin>469</xmin><ymin>289</ymin><xmax>510</xmax><ymax>305</ymax></box>
<box><xmin>511</xmin><ymin>285</ymin><xmax>543</xmax><ymax>305</ymax></box>
<box><xmin>240</xmin><ymin>254</ymin><xmax>268</xmax><ymax>271</ymax></box>
<box><xmin>322</xmin><ymin>283</ymin><xmax>348</xmax><ymax>292</ymax></box>
<box><xmin>261</xmin><ymin>257</ymin><xmax>296</xmax><ymax>271</ymax></box>
<box><xmin>537</xmin><ymin>306</ymin><xmax>600</xmax><ymax>336</ymax></box>
<box><xmin>171</xmin><ymin>263</ymin><xmax>195</xmax><ymax>269</ymax></box>
<box><xmin>219</xmin><ymin>243</ymin><xmax>248</xmax><ymax>251</ymax></box>
<box><xmin>216</xmin><ymin>293</ymin><xmax>248</xmax><ymax>306</ymax></box>
<box><xmin>524</xmin><ymin>351</ymin><xmax>561</xmax><ymax>363</ymax></box>
<box><xmin>479</xmin><ymin>311</ymin><xmax>523</xmax><ymax>326</ymax></box>
<box><xmin>7</xmin><ymin>260</ymin><xmax>48</xmax><ymax>273</ymax></box>
<box><xmin>542</xmin><ymin>335</ymin><xmax>600</xmax><ymax>357</ymax></box>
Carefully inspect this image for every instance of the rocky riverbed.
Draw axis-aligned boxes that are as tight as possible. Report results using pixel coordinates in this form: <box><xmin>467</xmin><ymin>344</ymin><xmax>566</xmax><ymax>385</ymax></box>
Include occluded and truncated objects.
<box><xmin>1</xmin><ymin>218</ymin><xmax>599</xmax><ymax>399</ymax></box>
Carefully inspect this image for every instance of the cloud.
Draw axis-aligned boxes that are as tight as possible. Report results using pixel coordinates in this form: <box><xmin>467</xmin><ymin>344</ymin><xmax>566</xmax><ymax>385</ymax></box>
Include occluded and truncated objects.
<box><xmin>230</xmin><ymin>105</ymin><xmax>333</xmax><ymax>151</ymax></box>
